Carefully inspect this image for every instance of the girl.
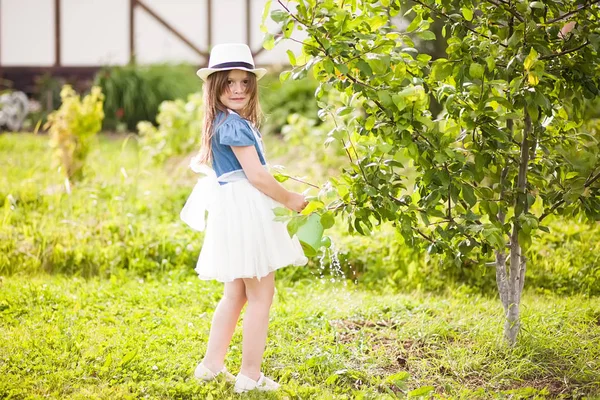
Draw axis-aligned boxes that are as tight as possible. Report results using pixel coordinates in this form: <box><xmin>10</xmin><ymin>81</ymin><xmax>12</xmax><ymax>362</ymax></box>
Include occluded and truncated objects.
<box><xmin>180</xmin><ymin>43</ymin><xmax>309</xmax><ymax>393</ymax></box>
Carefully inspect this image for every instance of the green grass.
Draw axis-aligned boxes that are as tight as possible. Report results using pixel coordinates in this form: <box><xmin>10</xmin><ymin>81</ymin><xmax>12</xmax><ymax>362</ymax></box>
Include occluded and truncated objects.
<box><xmin>1</xmin><ymin>132</ymin><xmax>200</xmax><ymax>278</ymax></box>
<box><xmin>2</xmin><ymin>132</ymin><xmax>600</xmax><ymax>398</ymax></box>
<box><xmin>1</xmin><ymin>273</ymin><xmax>599</xmax><ymax>399</ymax></box>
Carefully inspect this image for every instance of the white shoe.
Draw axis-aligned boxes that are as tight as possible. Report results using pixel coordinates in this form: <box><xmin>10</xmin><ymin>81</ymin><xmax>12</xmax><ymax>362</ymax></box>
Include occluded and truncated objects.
<box><xmin>234</xmin><ymin>372</ymin><xmax>281</xmax><ymax>393</ymax></box>
<box><xmin>194</xmin><ymin>362</ymin><xmax>235</xmax><ymax>383</ymax></box>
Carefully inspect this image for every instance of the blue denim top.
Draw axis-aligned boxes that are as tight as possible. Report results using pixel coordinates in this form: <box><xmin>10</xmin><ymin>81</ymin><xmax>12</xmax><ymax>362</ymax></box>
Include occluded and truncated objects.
<box><xmin>211</xmin><ymin>111</ymin><xmax>266</xmax><ymax>184</ymax></box>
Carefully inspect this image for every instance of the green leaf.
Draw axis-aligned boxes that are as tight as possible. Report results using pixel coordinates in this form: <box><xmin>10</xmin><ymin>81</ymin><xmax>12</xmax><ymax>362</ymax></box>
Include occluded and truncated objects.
<box><xmin>469</xmin><ymin>63</ymin><xmax>484</xmax><ymax>79</ymax></box>
<box><xmin>320</xmin><ymin>212</ymin><xmax>335</xmax><ymax>229</ymax></box>
<box><xmin>273</xmin><ymin>173</ymin><xmax>290</xmax><ymax>183</ymax></box>
<box><xmin>103</xmin><ymin>353</ymin><xmax>113</xmax><ymax>369</ymax></box>
<box><xmin>368</xmin><ymin>15</ymin><xmax>387</xmax><ymax>31</ymax></box>
<box><xmin>286</xmin><ymin>50</ymin><xmax>297</xmax><ymax>66</ymax></box>
<box><xmin>260</xmin><ymin>0</ymin><xmax>272</xmax><ymax>32</ymax></box>
<box><xmin>283</xmin><ymin>20</ymin><xmax>295</xmax><ymax>38</ymax></box>
<box><xmin>408</xmin><ymin>385</ymin><xmax>435</xmax><ymax>397</ymax></box>
<box><xmin>485</xmin><ymin>55</ymin><xmax>496</xmax><ymax>71</ymax></box>
<box><xmin>279</xmin><ymin>70</ymin><xmax>291</xmax><ymax>83</ymax></box>
<box><xmin>287</xmin><ymin>217</ymin><xmax>301</xmax><ymax>237</ymax></box>
<box><xmin>323</xmin><ymin>58</ymin><xmax>335</xmax><ymax>74</ymax></box>
<box><xmin>270</xmin><ymin>9</ymin><xmax>288</xmax><ymax>23</ymax></box>
<box><xmin>378</xmin><ymin>90</ymin><xmax>393</xmax><ymax>107</ymax></box>
<box><xmin>336</xmin><ymin>106</ymin><xmax>353</xmax><ymax>116</ymax></box>
<box><xmin>518</xmin><ymin>229</ymin><xmax>532</xmax><ymax>248</ymax></box>
<box><xmin>488</xmin><ymin>201</ymin><xmax>499</xmax><ymax>216</ymax></box>
<box><xmin>488</xmin><ymin>232</ymin><xmax>506</xmax><ymax>249</ymax></box>
<box><xmin>385</xmin><ymin>371</ymin><xmax>409</xmax><ymax>388</ymax></box>
<box><xmin>417</xmin><ymin>31</ymin><xmax>436</xmax><ymax>41</ymax></box>
<box><xmin>356</xmin><ymin>59</ymin><xmax>373</xmax><ymax>76</ymax></box>
<box><xmin>335</xmin><ymin>63</ymin><xmax>349</xmax><ymax>74</ymax></box>
<box><xmin>368</xmin><ymin>58</ymin><xmax>388</xmax><ymax>75</ymax></box>
<box><xmin>119</xmin><ymin>349</ymin><xmax>138</xmax><ymax>367</ymax></box>
<box><xmin>524</xmin><ymin>47</ymin><xmax>538</xmax><ymax>71</ymax></box>
<box><xmin>461</xmin><ymin>7</ymin><xmax>474</xmax><ymax>21</ymax></box>
<box><xmin>431</xmin><ymin>59</ymin><xmax>453</xmax><ymax>81</ymax></box>
<box><xmin>530</xmin><ymin>1</ymin><xmax>545</xmax><ymax>9</ymax></box>
<box><xmin>392</xmin><ymin>94</ymin><xmax>407</xmax><ymax>111</ymax></box>
<box><xmin>263</xmin><ymin>33</ymin><xmax>275</xmax><ymax>50</ymax></box>
<box><xmin>406</xmin><ymin>14</ymin><xmax>422</xmax><ymax>33</ymax></box>
<box><xmin>507</xmin><ymin>30</ymin><xmax>522</xmax><ymax>48</ymax></box>
<box><xmin>461</xmin><ymin>184</ymin><xmax>477</xmax><ymax>207</ymax></box>
<box><xmin>302</xmin><ymin>201</ymin><xmax>325</xmax><ymax>215</ymax></box>
<box><xmin>365</xmin><ymin>116</ymin><xmax>376</xmax><ymax>130</ymax></box>
<box><xmin>273</xmin><ymin>207</ymin><xmax>291</xmax><ymax>217</ymax></box>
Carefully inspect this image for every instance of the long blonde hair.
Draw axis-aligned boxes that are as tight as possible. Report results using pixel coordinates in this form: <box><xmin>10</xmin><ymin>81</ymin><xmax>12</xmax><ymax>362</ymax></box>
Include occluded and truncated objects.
<box><xmin>195</xmin><ymin>70</ymin><xmax>262</xmax><ymax>166</ymax></box>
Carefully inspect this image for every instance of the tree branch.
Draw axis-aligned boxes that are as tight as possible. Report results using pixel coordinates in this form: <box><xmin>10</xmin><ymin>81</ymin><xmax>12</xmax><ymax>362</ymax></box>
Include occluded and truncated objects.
<box><xmin>411</xmin><ymin>0</ymin><xmax>508</xmax><ymax>48</ymax></box>
<box><xmin>546</xmin><ymin>0</ymin><xmax>600</xmax><ymax>24</ymax></box>
<box><xmin>277</xmin><ymin>34</ymin><xmax>324</xmax><ymax>54</ymax></box>
<box><xmin>281</xmin><ymin>174</ymin><xmax>320</xmax><ymax>188</ymax></box>
<box><xmin>539</xmin><ymin>169</ymin><xmax>600</xmax><ymax>222</ymax></box>
<box><xmin>539</xmin><ymin>40</ymin><xmax>590</xmax><ymax>59</ymax></box>
<box><xmin>585</xmin><ymin>169</ymin><xmax>600</xmax><ymax>187</ymax></box>
<box><xmin>278</xmin><ymin>0</ymin><xmax>306</xmax><ymax>26</ymax></box>
<box><xmin>484</xmin><ymin>0</ymin><xmax>524</xmax><ymax>22</ymax></box>
<box><xmin>414</xmin><ymin>227</ymin><xmax>435</xmax><ymax>243</ymax></box>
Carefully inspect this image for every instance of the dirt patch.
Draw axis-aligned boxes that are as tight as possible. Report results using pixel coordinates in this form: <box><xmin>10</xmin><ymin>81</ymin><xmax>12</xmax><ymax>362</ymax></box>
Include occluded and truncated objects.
<box><xmin>327</xmin><ymin>318</ymin><xmax>592</xmax><ymax>398</ymax></box>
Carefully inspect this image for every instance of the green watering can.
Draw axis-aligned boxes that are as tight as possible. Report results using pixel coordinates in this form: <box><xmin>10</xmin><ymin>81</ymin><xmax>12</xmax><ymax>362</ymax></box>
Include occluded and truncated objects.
<box><xmin>296</xmin><ymin>213</ymin><xmax>330</xmax><ymax>257</ymax></box>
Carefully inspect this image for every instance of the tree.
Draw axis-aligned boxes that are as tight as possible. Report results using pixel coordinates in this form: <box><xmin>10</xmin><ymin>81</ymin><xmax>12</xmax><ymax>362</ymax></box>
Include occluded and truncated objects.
<box><xmin>268</xmin><ymin>0</ymin><xmax>600</xmax><ymax>345</ymax></box>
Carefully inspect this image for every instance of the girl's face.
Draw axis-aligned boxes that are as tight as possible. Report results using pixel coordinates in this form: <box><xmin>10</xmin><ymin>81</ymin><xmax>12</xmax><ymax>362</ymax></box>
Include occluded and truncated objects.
<box><xmin>219</xmin><ymin>69</ymin><xmax>251</xmax><ymax>112</ymax></box>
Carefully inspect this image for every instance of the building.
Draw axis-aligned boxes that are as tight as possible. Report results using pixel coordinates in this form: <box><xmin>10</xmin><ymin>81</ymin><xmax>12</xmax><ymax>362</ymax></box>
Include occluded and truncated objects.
<box><xmin>0</xmin><ymin>0</ymin><xmax>301</xmax><ymax>93</ymax></box>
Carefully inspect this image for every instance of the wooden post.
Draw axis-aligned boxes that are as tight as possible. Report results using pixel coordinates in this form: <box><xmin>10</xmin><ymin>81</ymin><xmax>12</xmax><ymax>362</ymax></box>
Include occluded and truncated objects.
<box><xmin>129</xmin><ymin>0</ymin><xmax>136</xmax><ymax>63</ymax></box>
<box><xmin>0</xmin><ymin>0</ymin><xmax>3</xmax><ymax>70</ymax></box>
<box><xmin>0</xmin><ymin>0</ymin><xmax>3</xmax><ymax>84</ymax></box>
<box><xmin>207</xmin><ymin>0</ymin><xmax>212</xmax><ymax>53</ymax></box>
<box><xmin>55</xmin><ymin>0</ymin><xmax>61</xmax><ymax>66</ymax></box>
<box><xmin>246</xmin><ymin>0</ymin><xmax>251</xmax><ymax>46</ymax></box>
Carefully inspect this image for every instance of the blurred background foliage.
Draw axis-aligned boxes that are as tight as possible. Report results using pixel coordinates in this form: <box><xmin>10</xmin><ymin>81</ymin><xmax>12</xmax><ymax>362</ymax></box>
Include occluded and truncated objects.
<box><xmin>94</xmin><ymin>64</ymin><xmax>200</xmax><ymax>132</ymax></box>
<box><xmin>2</xmin><ymin>116</ymin><xmax>600</xmax><ymax>296</ymax></box>
<box><xmin>2</xmin><ymin>60</ymin><xmax>599</xmax><ymax>296</ymax></box>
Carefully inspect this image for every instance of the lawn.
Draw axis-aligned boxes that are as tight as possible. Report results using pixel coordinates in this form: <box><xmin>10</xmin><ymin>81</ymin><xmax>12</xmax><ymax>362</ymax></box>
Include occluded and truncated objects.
<box><xmin>1</xmin><ymin>133</ymin><xmax>599</xmax><ymax>399</ymax></box>
<box><xmin>1</xmin><ymin>273</ymin><xmax>599</xmax><ymax>399</ymax></box>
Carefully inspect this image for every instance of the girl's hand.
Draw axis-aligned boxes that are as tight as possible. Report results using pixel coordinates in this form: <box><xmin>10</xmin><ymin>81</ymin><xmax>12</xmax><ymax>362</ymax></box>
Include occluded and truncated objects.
<box><xmin>285</xmin><ymin>192</ymin><xmax>308</xmax><ymax>213</ymax></box>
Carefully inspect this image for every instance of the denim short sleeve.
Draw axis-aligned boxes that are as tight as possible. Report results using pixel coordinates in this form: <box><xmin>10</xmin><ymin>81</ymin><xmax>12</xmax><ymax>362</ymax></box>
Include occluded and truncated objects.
<box><xmin>217</xmin><ymin>118</ymin><xmax>256</xmax><ymax>147</ymax></box>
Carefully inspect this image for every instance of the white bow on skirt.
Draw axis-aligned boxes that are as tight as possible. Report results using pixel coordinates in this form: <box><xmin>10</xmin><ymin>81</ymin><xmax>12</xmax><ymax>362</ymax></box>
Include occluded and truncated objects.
<box><xmin>180</xmin><ymin>164</ymin><xmax>251</xmax><ymax>231</ymax></box>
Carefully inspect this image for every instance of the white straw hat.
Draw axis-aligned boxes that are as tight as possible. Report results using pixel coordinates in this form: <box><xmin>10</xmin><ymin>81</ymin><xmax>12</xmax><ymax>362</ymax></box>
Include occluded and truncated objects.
<box><xmin>197</xmin><ymin>43</ymin><xmax>267</xmax><ymax>81</ymax></box>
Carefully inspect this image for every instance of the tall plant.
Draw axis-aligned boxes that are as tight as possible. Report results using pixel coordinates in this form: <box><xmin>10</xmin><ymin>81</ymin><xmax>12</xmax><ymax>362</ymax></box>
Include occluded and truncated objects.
<box><xmin>94</xmin><ymin>64</ymin><xmax>199</xmax><ymax>132</ymax></box>
<box><xmin>45</xmin><ymin>85</ymin><xmax>104</xmax><ymax>187</ymax></box>
<box><xmin>137</xmin><ymin>93</ymin><xmax>204</xmax><ymax>165</ymax></box>
<box><xmin>270</xmin><ymin>0</ymin><xmax>600</xmax><ymax>345</ymax></box>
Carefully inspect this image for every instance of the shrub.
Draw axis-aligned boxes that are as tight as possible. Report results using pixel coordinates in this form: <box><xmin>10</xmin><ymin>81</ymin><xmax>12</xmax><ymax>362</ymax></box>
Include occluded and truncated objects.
<box><xmin>137</xmin><ymin>93</ymin><xmax>203</xmax><ymax>165</ymax></box>
<box><xmin>259</xmin><ymin>73</ymin><xmax>320</xmax><ymax>136</ymax></box>
<box><xmin>94</xmin><ymin>64</ymin><xmax>199</xmax><ymax>132</ymax></box>
<box><xmin>44</xmin><ymin>85</ymin><xmax>104</xmax><ymax>185</ymax></box>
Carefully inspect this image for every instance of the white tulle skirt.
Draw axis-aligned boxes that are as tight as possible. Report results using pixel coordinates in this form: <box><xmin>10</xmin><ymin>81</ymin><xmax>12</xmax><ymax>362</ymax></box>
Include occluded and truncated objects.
<box><xmin>180</xmin><ymin>167</ymin><xmax>308</xmax><ymax>282</ymax></box>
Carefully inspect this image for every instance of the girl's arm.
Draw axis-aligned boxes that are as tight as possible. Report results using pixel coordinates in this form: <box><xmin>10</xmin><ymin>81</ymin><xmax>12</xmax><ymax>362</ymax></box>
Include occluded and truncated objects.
<box><xmin>231</xmin><ymin>146</ymin><xmax>307</xmax><ymax>212</ymax></box>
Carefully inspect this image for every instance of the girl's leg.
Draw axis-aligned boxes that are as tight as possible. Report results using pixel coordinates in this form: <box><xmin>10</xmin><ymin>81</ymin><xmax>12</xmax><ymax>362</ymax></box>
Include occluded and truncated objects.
<box><xmin>240</xmin><ymin>272</ymin><xmax>275</xmax><ymax>381</ymax></box>
<box><xmin>202</xmin><ymin>279</ymin><xmax>247</xmax><ymax>372</ymax></box>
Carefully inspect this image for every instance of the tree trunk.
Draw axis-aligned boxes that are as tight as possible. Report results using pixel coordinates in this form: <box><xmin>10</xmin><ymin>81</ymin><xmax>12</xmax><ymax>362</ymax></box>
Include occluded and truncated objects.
<box><xmin>495</xmin><ymin>167</ymin><xmax>509</xmax><ymax>314</ymax></box>
<box><xmin>506</xmin><ymin>224</ymin><xmax>523</xmax><ymax>345</ymax></box>
<box><xmin>502</xmin><ymin>110</ymin><xmax>531</xmax><ymax>346</ymax></box>
<box><xmin>495</xmin><ymin>108</ymin><xmax>531</xmax><ymax>345</ymax></box>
